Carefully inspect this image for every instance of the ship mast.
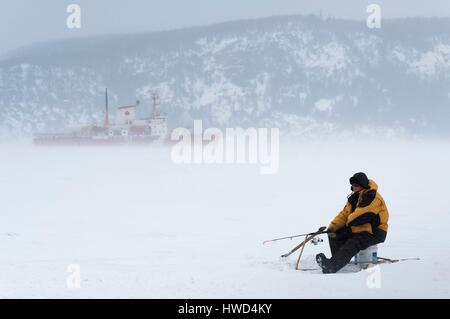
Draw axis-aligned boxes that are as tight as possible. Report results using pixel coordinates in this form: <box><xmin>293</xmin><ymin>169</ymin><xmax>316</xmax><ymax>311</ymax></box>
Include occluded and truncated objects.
<box><xmin>104</xmin><ymin>88</ymin><xmax>109</xmax><ymax>128</ymax></box>
<box><xmin>151</xmin><ymin>93</ymin><xmax>160</xmax><ymax>118</ymax></box>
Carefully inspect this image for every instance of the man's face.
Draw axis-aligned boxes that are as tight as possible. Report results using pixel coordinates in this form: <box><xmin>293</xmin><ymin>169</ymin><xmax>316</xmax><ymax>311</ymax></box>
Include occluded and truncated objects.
<box><xmin>352</xmin><ymin>183</ymin><xmax>364</xmax><ymax>192</ymax></box>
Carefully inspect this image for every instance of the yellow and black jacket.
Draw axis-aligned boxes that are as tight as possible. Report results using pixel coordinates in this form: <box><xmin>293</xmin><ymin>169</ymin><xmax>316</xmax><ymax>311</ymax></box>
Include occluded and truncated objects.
<box><xmin>329</xmin><ymin>180</ymin><xmax>389</xmax><ymax>235</ymax></box>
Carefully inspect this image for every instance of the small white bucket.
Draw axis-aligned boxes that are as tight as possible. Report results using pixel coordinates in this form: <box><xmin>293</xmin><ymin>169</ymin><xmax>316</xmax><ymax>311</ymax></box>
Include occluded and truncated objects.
<box><xmin>355</xmin><ymin>245</ymin><xmax>378</xmax><ymax>263</ymax></box>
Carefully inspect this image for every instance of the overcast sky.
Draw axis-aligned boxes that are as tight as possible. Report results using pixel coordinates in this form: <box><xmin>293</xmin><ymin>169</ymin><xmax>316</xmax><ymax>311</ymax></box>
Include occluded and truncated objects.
<box><xmin>1</xmin><ymin>0</ymin><xmax>450</xmax><ymax>55</ymax></box>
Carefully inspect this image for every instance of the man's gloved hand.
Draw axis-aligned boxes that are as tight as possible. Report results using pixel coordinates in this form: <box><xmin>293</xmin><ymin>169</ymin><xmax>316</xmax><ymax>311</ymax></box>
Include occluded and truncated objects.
<box><xmin>327</xmin><ymin>227</ymin><xmax>336</xmax><ymax>238</ymax></box>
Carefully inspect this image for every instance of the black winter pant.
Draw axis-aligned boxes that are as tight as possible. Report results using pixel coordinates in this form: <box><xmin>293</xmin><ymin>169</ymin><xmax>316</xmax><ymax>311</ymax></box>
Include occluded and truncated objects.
<box><xmin>328</xmin><ymin>227</ymin><xmax>387</xmax><ymax>272</ymax></box>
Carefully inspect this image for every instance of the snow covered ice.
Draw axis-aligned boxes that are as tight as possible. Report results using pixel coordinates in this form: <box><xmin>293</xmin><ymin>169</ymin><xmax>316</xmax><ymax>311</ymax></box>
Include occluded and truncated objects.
<box><xmin>1</xmin><ymin>139</ymin><xmax>449</xmax><ymax>298</ymax></box>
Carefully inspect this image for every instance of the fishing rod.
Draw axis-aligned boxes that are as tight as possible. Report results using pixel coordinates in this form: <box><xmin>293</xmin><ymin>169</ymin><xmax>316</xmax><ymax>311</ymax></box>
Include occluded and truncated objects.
<box><xmin>263</xmin><ymin>226</ymin><xmax>328</xmax><ymax>245</ymax></box>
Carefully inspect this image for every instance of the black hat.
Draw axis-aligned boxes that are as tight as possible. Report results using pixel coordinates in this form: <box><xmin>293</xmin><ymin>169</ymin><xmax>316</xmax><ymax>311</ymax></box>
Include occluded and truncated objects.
<box><xmin>349</xmin><ymin>172</ymin><xmax>369</xmax><ymax>189</ymax></box>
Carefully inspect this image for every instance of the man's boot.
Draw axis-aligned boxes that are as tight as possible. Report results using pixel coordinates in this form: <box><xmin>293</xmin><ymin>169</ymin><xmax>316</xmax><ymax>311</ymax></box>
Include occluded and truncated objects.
<box><xmin>316</xmin><ymin>253</ymin><xmax>337</xmax><ymax>273</ymax></box>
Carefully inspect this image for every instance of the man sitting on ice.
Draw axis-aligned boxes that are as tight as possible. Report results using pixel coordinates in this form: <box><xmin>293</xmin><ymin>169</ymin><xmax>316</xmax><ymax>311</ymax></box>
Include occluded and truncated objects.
<box><xmin>316</xmin><ymin>172</ymin><xmax>389</xmax><ymax>273</ymax></box>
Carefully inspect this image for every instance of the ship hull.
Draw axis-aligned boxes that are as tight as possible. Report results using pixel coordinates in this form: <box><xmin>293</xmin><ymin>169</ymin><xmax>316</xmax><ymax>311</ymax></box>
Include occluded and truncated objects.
<box><xmin>33</xmin><ymin>134</ymin><xmax>171</xmax><ymax>146</ymax></box>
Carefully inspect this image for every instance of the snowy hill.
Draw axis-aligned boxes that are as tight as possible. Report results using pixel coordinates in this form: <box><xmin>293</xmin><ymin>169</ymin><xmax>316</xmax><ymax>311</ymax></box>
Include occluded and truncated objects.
<box><xmin>1</xmin><ymin>15</ymin><xmax>450</xmax><ymax>137</ymax></box>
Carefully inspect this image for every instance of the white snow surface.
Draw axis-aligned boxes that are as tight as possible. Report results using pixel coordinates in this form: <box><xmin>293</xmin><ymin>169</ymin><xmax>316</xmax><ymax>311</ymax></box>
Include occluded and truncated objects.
<box><xmin>0</xmin><ymin>140</ymin><xmax>449</xmax><ymax>298</ymax></box>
